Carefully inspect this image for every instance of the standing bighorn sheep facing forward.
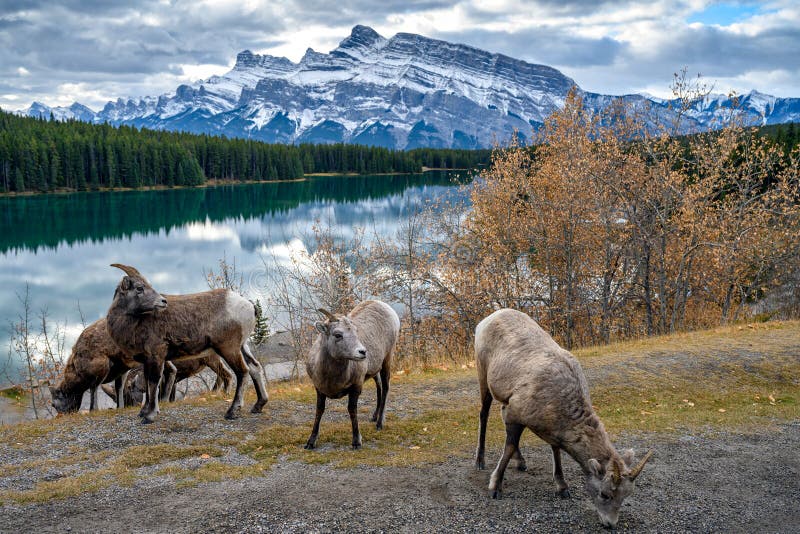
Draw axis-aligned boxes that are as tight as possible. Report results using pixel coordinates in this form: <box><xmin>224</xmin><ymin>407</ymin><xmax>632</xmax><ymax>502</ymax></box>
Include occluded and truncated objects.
<box><xmin>106</xmin><ymin>264</ymin><xmax>269</xmax><ymax>423</ymax></box>
<box><xmin>475</xmin><ymin>309</ymin><xmax>652</xmax><ymax>529</ymax></box>
<box><xmin>305</xmin><ymin>300</ymin><xmax>400</xmax><ymax>450</ymax></box>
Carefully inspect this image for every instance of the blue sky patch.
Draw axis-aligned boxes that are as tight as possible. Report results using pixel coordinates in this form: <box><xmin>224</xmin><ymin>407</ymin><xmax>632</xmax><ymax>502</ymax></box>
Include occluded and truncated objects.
<box><xmin>688</xmin><ymin>3</ymin><xmax>762</xmax><ymax>26</ymax></box>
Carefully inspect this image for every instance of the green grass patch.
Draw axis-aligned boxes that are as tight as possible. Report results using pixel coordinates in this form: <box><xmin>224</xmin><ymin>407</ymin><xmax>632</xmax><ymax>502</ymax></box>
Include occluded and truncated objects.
<box><xmin>114</xmin><ymin>444</ymin><xmax>225</xmax><ymax>469</ymax></box>
<box><xmin>0</xmin><ymin>464</ymin><xmax>136</xmax><ymax>505</ymax></box>
<box><xmin>154</xmin><ymin>459</ymin><xmax>270</xmax><ymax>488</ymax></box>
<box><xmin>0</xmin><ymin>386</ymin><xmax>25</xmax><ymax>401</ymax></box>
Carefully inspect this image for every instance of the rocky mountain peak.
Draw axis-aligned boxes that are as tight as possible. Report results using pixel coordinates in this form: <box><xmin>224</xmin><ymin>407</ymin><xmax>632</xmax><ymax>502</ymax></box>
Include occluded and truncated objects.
<box><xmin>16</xmin><ymin>26</ymin><xmax>800</xmax><ymax>149</ymax></box>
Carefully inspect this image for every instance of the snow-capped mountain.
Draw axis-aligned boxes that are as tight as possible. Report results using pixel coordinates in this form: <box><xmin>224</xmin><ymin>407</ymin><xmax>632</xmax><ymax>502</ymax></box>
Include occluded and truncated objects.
<box><xmin>18</xmin><ymin>25</ymin><xmax>800</xmax><ymax>149</ymax></box>
<box><xmin>23</xmin><ymin>101</ymin><xmax>97</xmax><ymax>123</ymax></box>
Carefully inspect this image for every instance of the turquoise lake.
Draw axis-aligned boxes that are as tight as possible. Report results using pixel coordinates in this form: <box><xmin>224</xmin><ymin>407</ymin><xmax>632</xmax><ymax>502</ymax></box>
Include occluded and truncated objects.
<box><xmin>0</xmin><ymin>172</ymin><xmax>467</xmax><ymax>383</ymax></box>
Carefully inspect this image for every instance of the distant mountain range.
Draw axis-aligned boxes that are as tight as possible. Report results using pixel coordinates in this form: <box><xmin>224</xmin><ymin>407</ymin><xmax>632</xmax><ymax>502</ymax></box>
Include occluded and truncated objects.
<box><xmin>17</xmin><ymin>25</ymin><xmax>800</xmax><ymax>149</ymax></box>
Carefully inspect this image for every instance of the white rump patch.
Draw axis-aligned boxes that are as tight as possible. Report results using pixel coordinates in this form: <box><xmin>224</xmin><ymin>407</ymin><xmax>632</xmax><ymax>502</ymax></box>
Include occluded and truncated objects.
<box><xmin>225</xmin><ymin>291</ymin><xmax>256</xmax><ymax>336</ymax></box>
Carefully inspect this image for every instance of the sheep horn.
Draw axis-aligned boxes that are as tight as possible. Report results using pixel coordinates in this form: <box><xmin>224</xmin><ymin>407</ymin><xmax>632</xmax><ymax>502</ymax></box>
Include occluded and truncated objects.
<box><xmin>317</xmin><ymin>308</ymin><xmax>338</xmax><ymax>321</ymax></box>
<box><xmin>611</xmin><ymin>459</ymin><xmax>622</xmax><ymax>484</ymax></box>
<box><xmin>629</xmin><ymin>449</ymin><xmax>653</xmax><ymax>480</ymax></box>
<box><xmin>111</xmin><ymin>264</ymin><xmax>144</xmax><ymax>279</ymax></box>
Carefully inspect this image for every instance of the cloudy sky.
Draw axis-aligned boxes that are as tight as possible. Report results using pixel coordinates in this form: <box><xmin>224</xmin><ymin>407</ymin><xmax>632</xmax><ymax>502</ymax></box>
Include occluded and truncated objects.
<box><xmin>1</xmin><ymin>0</ymin><xmax>798</xmax><ymax>111</ymax></box>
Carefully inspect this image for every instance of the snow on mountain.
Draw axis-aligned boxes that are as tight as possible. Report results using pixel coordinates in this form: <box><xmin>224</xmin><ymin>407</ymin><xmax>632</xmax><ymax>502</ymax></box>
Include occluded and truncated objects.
<box><xmin>21</xmin><ymin>101</ymin><xmax>97</xmax><ymax>122</ymax></box>
<box><xmin>16</xmin><ymin>25</ymin><xmax>800</xmax><ymax>148</ymax></box>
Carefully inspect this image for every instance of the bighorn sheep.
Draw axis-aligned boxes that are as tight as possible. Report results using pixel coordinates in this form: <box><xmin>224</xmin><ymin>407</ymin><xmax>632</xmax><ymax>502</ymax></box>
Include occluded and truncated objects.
<box><xmin>304</xmin><ymin>301</ymin><xmax>400</xmax><ymax>450</ymax></box>
<box><xmin>474</xmin><ymin>309</ymin><xmax>652</xmax><ymax>528</ymax></box>
<box><xmin>101</xmin><ymin>352</ymin><xmax>233</xmax><ymax>407</ymax></box>
<box><xmin>105</xmin><ymin>264</ymin><xmax>269</xmax><ymax>423</ymax></box>
<box><xmin>49</xmin><ymin>318</ymin><xmax>136</xmax><ymax>413</ymax></box>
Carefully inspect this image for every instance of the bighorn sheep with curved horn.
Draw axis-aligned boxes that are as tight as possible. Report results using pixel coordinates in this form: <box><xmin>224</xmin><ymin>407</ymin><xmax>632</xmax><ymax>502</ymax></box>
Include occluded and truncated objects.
<box><xmin>474</xmin><ymin>308</ymin><xmax>653</xmax><ymax>528</ymax></box>
<box><xmin>304</xmin><ymin>301</ymin><xmax>399</xmax><ymax>450</ymax></box>
<box><xmin>105</xmin><ymin>264</ymin><xmax>268</xmax><ymax>423</ymax></box>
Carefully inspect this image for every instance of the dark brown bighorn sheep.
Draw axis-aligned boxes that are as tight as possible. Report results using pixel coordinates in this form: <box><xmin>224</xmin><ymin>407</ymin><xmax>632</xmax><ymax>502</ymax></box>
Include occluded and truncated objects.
<box><xmin>474</xmin><ymin>308</ymin><xmax>653</xmax><ymax>529</ymax></box>
<box><xmin>105</xmin><ymin>264</ymin><xmax>268</xmax><ymax>423</ymax></box>
<box><xmin>101</xmin><ymin>351</ymin><xmax>233</xmax><ymax>407</ymax></box>
<box><xmin>305</xmin><ymin>301</ymin><xmax>399</xmax><ymax>450</ymax></box>
<box><xmin>49</xmin><ymin>318</ymin><xmax>136</xmax><ymax>413</ymax></box>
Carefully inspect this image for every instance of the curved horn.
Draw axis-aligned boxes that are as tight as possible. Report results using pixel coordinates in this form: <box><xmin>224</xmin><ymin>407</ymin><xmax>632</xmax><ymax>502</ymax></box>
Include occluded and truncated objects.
<box><xmin>629</xmin><ymin>449</ymin><xmax>653</xmax><ymax>480</ymax></box>
<box><xmin>611</xmin><ymin>459</ymin><xmax>622</xmax><ymax>484</ymax></box>
<box><xmin>317</xmin><ymin>308</ymin><xmax>338</xmax><ymax>321</ymax></box>
<box><xmin>110</xmin><ymin>264</ymin><xmax>144</xmax><ymax>279</ymax></box>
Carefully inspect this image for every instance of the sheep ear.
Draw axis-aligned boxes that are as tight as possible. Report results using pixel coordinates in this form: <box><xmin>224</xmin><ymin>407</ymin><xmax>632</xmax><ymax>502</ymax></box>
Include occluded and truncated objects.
<box><xmin>622</xmin><ymin>449</ymin><xmax>636</xmax><ymax>467</ymax></box>
<box><xmin>588</xmin><ymin>458</ymin><xmax>603</xmax><ymax>477</ymax></box>
<box><xmin>120</xmin><ymin>276</ymin><xmax>133</xmax><ymax>291</ymax></box>
<box><xmin>314</xmin><ymin>321</ymin><xmax>329</xmax><ymax>334</ymax></box>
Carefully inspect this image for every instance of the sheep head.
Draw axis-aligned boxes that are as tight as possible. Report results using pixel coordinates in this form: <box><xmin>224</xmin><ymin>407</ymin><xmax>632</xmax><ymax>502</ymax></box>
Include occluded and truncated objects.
<box><xmin>110</xmin><ymin>264</ymin><xmax>167</xmax><ymax>316</ymax></box>
<box><xmin>314</xmin><ymin>308</ymin><xmax>367</xmax><ymax>361</ymax></box>
<box><xmin>585</xmin><ymin>449</ymin><xmax>653</xmax><ymax>528</ymax></box>
<box><xmin>49</xmin><ymin>384</ymin><xmax>82</xmax><ymax>413</ymax></box>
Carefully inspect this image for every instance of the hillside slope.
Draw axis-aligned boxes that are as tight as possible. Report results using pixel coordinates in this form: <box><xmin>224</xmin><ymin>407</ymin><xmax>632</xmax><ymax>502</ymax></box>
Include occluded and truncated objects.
<box><xmin>1</xmin><ymin>321</ymin><xmax>798</xmax><ymax>532</ymax></box>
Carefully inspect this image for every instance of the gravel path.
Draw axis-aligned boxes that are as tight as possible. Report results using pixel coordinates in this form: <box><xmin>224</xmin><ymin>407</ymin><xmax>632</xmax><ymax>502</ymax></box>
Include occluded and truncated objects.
<box><xmin>0</xmin><ymin>427</ymin><xmax>798</xmax><ymax>533</ymax></box>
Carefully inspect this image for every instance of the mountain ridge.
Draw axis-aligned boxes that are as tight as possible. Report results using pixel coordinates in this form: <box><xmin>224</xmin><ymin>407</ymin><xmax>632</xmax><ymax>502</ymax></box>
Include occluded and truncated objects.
<box><xmin>16</xmin><ymin>25</ymin><xmax>800</xmax><ymax>149</ymax></box>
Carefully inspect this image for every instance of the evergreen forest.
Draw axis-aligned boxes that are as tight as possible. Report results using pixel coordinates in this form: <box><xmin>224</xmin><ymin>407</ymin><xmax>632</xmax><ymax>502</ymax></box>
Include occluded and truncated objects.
<box><xmin>0</xmin><ymin>110</ymin><xmax>492</xmax><ymax>193</ymax></box>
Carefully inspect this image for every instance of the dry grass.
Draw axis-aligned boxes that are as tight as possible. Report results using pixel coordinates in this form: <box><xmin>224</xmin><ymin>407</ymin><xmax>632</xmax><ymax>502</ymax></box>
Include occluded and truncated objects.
<box><xmin>1</xmin><ymin>320</ymin><xmax>797</xmax><ymax>504</ymax></box>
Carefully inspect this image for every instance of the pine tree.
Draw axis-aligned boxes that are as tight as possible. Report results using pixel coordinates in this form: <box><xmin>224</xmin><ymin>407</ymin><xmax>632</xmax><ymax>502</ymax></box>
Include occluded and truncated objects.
<box><xmin>251</xmin><ymin>299</ymin><xmax>269</xmax><ymax>345</ymax></box>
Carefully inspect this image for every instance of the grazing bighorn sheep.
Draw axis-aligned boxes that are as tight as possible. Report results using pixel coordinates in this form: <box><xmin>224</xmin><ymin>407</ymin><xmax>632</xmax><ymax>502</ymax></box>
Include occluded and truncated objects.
<box><xmin>304</xmin><ymin>301</ymin><xmax>399</xmax><ymax>450</ymax></box>
<box><xmin>474</xmin><ymin>308</ymin><xmax>653</xmax><ymax>529</ymax></box>
<box><xmin>105</xmin><ymin>264</ymin><xmax>269</xmax><ymax>423</ymax></box>
<box><xmin>49</xmin><ymin>318</ymin><xmax>136</xmax><ymax>413</ymax></box>
<box><xmin>101</xmin><ymin>352</ymin><xmax>233</xmax><ymax>407</ymax></box>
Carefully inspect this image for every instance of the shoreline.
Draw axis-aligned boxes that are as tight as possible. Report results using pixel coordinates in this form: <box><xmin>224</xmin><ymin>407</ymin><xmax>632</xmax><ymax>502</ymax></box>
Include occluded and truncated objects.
<box><xmin>0</xmin><ymin>169</ymin><xmax>470</xmax><ymax>199</ymax></box>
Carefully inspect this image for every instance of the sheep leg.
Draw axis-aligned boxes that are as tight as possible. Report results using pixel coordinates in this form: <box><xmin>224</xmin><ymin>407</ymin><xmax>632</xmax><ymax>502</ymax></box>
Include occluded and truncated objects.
<box><xmin>216</xmin><ymin>347</ymin><xmax>249</xmax><ymax>420</ymax></box>
<box><xmin>242</xmin><ymin>343</ymin><xmax>268</xmax><ymax>413</ymax></box>
<box><xmin>552</xmin><ymin>445</ymin><xmax>570</xmax><ymax>498</ymax></box>
<box><xmin>376</xmin><ymin>366</ymin><xmax>390</xmax><ymax>430</ymax></box>
<box><xmin>370</xmin><ymin>374</ymin><xmax>382</xmax><ymax>423</ymax></box>
<box><xmin>475</xmin><ymin>389</ymin><xmax>493</xmax><ymax>470</ymax></box>
<box><xmin>211</xmin><ymin>359</ymin><xmax>231</xmax><ymax>393</ymax></box>
<box><xmin>499</xmin><ymin>405</ymin><xmax>527</xmax><ymax>470</ymax></box>
<box><xmin>161</xmin><ymin>361</ymin><xmax>177</xmax><ymax>403</ymax></box>
<box><xmin>89</xmin><ymin>385</ymin><xmax>98</xmax><ymax>411</ymax></box>
<box><xmin>304</xmin><ymin>389</ymin><xmax>327</xmax><ymax>450</ymax></box>
<box><xmin>115</xmin><ymin>371</ymin><xmax>128</xmax><ymax>409</ymax></box>
<box><xmin>348</xmin><ymin>387</ymin><xmax>363</xmax><ymax>450</ymax></box>
<box><xmin>489</xmin><ymin>422</ymin><xmax>524</xmax><ymax>499</ymax></box>
<box><xmin>139</xmin><ymin>358</ymin><xmax>164</xmax><ymax>424</ymax></box>
<box><xmin>225</xmin><ymin>363</ymin><xmax>247</xmax><ymax>420</ymax></box>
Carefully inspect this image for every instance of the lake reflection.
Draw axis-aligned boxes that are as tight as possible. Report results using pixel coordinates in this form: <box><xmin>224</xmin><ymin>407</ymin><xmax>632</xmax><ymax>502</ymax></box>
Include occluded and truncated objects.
<box><xmin>0</xmin><ymin>172</ymin><xmax>467</xmax><ymax>381</ymax></box>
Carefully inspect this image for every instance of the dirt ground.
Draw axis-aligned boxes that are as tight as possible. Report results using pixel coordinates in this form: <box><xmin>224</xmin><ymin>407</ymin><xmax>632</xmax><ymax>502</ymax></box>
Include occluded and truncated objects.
<box><xmin>0</xmin><ymin>323</ymin><xmax>798</xmax><ymax>533</ymax></box>
<box><xmin>0</xmin><ymin>427</ymin><xmax>798</xmax><ymax>533</ymax></box>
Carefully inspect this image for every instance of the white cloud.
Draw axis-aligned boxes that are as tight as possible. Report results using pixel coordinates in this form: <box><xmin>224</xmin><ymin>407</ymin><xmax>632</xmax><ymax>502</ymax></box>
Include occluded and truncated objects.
<box><xmin>0</xmin><ymin>0</ymin><xmax>797</xmax><ymax>110</ymax></box>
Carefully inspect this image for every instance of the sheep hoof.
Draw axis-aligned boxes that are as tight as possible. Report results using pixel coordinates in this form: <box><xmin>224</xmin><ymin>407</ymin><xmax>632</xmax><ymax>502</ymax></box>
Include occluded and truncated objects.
<box><xmin>224</xmin><ymin>408</ymin><xmax>241</xmax><ymax>420</ymax></box>
<box><xmin>516</xmin><ymin>463</ymin><xmax>527</xmax><ymax>472</ymax></box>
<box><xmin>304</xmin><ymin>441</ymin><xmax>316</xmax><ymax>450</ymax></box>
<box><xmin>475</xmin><ymin>459</ymin><xmax>486</xmax><ymax>470</ymax></box>
<box><xmin>141</xmin><ymin>414</ymin><xmax>156</xmax><ymax>424</ymax></box>
<box><xmin>250</xmin><ymin>400</ymin><xmax>267</xmax><ymax>414</ymax></box>
<box><xmin>375</xmin><ymin>421</ymin><xmax>383</xmax><ymax>430</ymax></box>
<box><xmin>558</xmin><ymin>488</ymin><xmax>571</xmax><ymax>499</ymax></box>
<box><xmin>490</xmin><ymin>489</ymin><xmax>502</xmax><ymax>500</ymax></box>
<box><xmin>370</xmin><ymin>412</ymin><xmax>378</xmax><ymax>422</ymax></box>
<box><xmin>352</xmin><ymin>443</ymin><xmax>362</xmax><ymax>450</ymax></box>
